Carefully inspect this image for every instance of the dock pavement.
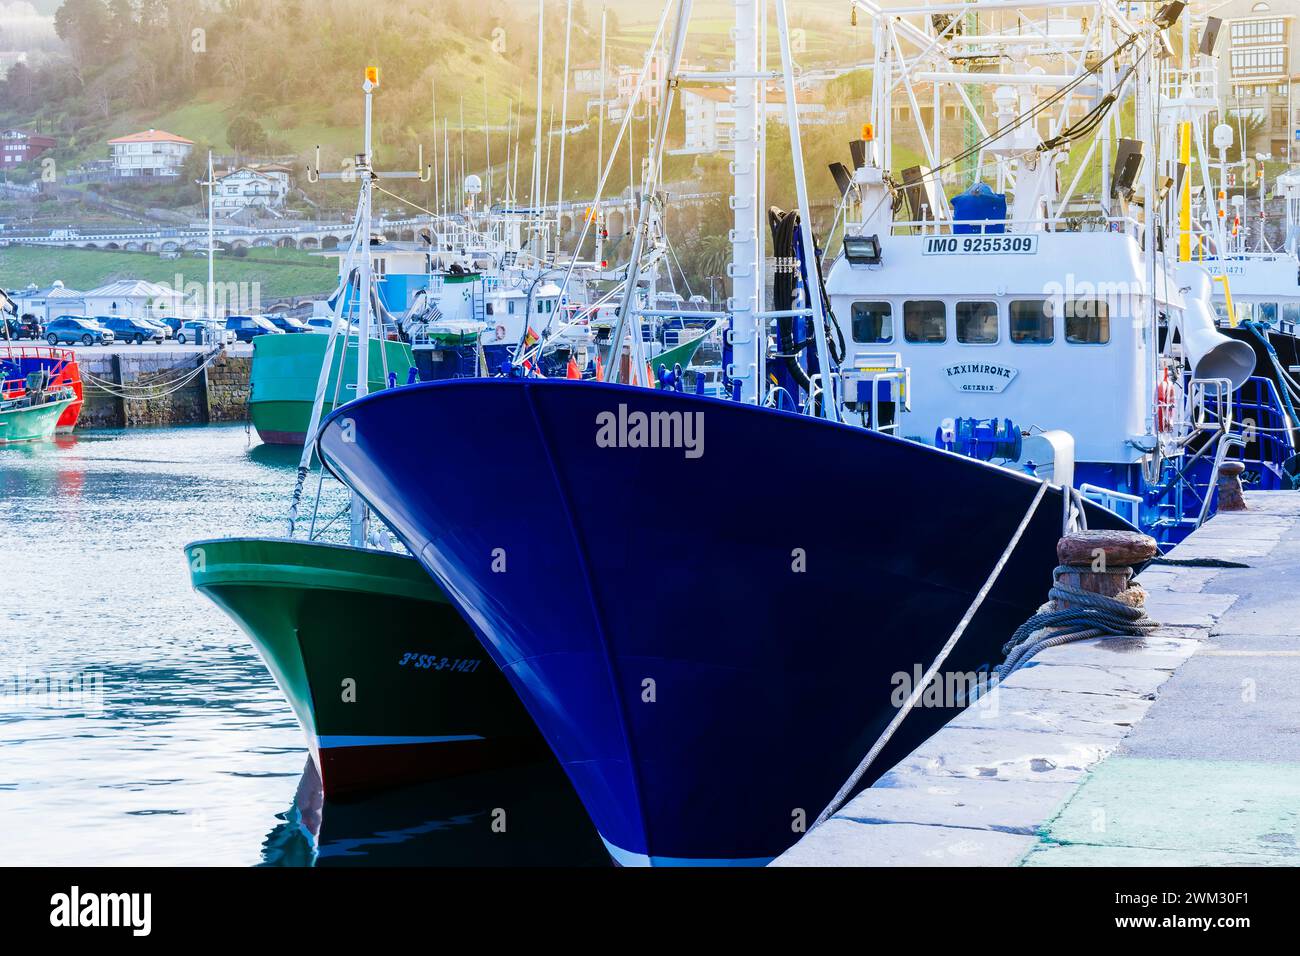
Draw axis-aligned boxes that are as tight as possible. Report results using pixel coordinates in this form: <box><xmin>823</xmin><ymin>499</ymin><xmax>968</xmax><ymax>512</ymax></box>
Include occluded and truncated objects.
<box><xmin>774</xmin><ymin>491</ymin><xmax>1300</xmax><ymax>866</ymax></box>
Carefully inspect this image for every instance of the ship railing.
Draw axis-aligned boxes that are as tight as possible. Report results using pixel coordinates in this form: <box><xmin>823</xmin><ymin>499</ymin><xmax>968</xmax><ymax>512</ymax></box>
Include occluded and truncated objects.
<box><xmin>1160</xmin><ymin>63</ymin><xmax>1218</xmax><ymax>103</ymax></box>
<box><xmin>1188</xmin><ymin>378</ymin><xmax>1235</xmax><ymax>434</ymax></box>
<box><xmin>855</xmin><ymin>213</ymin><xmax>1143</xmax><ymax>237</ymax></box>
<box><xmin>1</xmin><ymin>376</ymin><xmax>26</xmax><ymax>401</ymax></box>
<box><xmin>1078</xmin><ymin>484</ymin><xmax>1143</xmax><ymax>528</ymax></box>
<box><xmin>1</xmin><ymin>344</ymin><xmax>75</xmax><ymax>364</ymax></box>
<box><xmin>1196</xmin><ymin>434</ymin><xmax>1248</xmax><ymax>530</ymax></box>
<box><xmin>0</xmin><ymin>376</ymin><xmax>74</xmax><ymax>406</ymax></box>
<box><xmin>1226</xmin><ymin>376</ymin><xmax>1296</xmax><ymax>474</ymax></box>
<box><xmin>866</xmin><ymin>370</ymin><xmax>908</xmax><ymax>435</ymax></box>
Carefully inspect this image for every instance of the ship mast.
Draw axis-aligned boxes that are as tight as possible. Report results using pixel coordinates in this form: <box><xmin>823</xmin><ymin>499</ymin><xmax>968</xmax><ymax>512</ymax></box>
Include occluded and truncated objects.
<box><xmin>298</xmin><ymin>68</ymin><xmax>432</xmax><ymax>546</ymax></box>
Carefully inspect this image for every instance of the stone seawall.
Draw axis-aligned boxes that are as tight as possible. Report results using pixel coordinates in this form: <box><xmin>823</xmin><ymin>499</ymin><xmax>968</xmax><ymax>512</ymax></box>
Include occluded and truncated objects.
<box><xmin>77</xmin><ymin>349</ymin><xmax>251</xmax><ymax>429</ymax></box>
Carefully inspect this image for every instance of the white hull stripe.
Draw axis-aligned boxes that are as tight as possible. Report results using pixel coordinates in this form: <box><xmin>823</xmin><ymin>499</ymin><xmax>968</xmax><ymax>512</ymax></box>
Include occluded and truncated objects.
<box><xmin>316</xmin><ymin>734</ymin><xmax>485</xmax><ymax>749</ymax></box>
<box><xmin>600</xmin><ymin>835</ymin><xmax>774</xmax><ymax>868</ymax></box>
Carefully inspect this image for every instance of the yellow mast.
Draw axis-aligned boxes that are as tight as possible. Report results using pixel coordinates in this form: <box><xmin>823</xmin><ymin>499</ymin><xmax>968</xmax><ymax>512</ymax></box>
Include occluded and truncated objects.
<box><xmin>1179</xmin><ymin>121</ymin><xmax>1192</xmax><ymax>262</ymax></box>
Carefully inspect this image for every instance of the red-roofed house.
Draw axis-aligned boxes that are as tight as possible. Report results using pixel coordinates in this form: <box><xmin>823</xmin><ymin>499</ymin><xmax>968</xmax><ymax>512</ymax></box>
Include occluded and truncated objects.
<box><xmin>107</xmin><ymin>129</ymin><xmax>195</xmax><ymax>179</ymax></box>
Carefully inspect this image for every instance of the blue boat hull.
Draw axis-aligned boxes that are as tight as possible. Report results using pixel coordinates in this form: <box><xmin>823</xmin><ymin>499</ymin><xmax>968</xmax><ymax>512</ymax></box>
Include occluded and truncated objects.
<box><xmin>317</xmin><ymin>380</ymin><xmax>1135</xmax><ymax>864</ymax></box>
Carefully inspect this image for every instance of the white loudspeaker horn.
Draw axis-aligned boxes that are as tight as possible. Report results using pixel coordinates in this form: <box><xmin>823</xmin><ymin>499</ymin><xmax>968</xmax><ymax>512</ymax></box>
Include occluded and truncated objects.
<box><xmin>1176</xmin><ymin>264</ymin><xmax>1255</xmax><ymax>391</ymax></box>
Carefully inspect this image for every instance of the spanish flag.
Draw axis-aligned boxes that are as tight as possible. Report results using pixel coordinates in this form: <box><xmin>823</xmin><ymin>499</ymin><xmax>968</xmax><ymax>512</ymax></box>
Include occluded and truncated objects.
<box><xmin>523</xmin><ymin>326</ymin><xmax>540</xmax><ymax>350</ymax></box>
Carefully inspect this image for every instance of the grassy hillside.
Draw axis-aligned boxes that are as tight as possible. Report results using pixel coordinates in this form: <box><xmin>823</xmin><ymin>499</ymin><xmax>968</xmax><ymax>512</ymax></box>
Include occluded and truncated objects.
<box><xmin>0</xmin><ymin>246</ymin><xmax>336</xmax><ymax>299</ymax></box>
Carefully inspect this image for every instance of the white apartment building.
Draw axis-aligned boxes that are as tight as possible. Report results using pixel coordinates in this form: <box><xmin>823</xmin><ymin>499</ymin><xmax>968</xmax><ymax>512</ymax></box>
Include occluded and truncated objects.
<box><xmin>677</xmin><ymin>88</ymin><xmax>736</xmax><ymax>154</ymax></box>
<box><xmin>1211</xmin><ymin>0</ymin><xmax>1298</xmax><ymax>160</ymax></box>
<box><xmin>108</xmin><ymin>129</ymin><xmax>195</xmax><ymax>179</ymax></box>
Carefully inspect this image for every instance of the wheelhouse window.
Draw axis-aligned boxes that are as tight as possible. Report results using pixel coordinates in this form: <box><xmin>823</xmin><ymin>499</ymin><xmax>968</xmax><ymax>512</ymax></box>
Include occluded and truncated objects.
<box><xmin>903</xmin><ymin>300</ymin><xmax>946</xmax><ymax>343</ymax></box>
<box><xmin>1064</xmin><ymin>299</ymin><xmax>1110</xmax><ymax>344</ymax></box>
<box><xmin>1256</xmin><ymin>302</ymin><xmax>1279</xmax><ymax>326</ymax></box>
<box><xmin>1282</xmin><ymin>302</ymin><xmax>1300</xmax><ymax>327</ymax></box>
<box><xmin>956</xmin><ymin>301</ymin><xmax>998</xmax><ymax>344</ymax></box>
<box><xmin>1009</xmin><ymin>300</ymin><xmax>1054</xmax><ymax>344</ymax></box>
<box><xmin>851</xmin><ymin>301</ymin><xmax>893</xmax><ymax>343</ymax></box>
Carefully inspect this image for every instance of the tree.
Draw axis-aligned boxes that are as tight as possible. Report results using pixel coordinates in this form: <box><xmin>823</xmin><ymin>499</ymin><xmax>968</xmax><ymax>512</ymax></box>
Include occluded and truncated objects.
<box><xmin>54</xmin><ymin>0</ymin><xmax>112</xmax><ymax>71</ymax></box>
<box><xmin>226</xmin><ymin>115</ymin><xmax>269</xmax><ymax>157</ymax></box>
<box><xmin>0</xmin><ymin>61</ymin><xmax>36</xmax><ymax>112</ymax></box>
<box><xmin>107</xmin><ymin>0</ymin><xmax>137</xmax><ymax>42</ymax></box>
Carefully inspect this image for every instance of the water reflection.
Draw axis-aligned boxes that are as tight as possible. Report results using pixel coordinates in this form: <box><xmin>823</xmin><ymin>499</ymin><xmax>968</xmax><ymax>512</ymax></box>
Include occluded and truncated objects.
<box><xmin>2</xmin><ymin>425</ymin><xmax>603</xmax><ymax>866</ymax></box>
<box><xmin>262</xmin><ymin>759</ymin><xmax>609</xmax><ymax>867</ymax></box>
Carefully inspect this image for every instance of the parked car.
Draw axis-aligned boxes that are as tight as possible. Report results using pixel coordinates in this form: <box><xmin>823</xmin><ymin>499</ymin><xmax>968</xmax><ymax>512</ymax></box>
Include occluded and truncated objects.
<box><xmin>306</xmin><ymin>316</ymin><xmax>353</xmax><ymax>332</ymax></box>
<box><xmin>45</xmin><ymin>317</ymin><xmax>114</xmax><ymax>346</ymax></box>
<box><xmin>175</xmin><ymin>321</ymin><xmax>234</xmax><ymax>345</ymax></box>
<box><xmin>16</xmin><ymin>314</ymin><xmax>43</xmax><ymax>340</ymax></box>
<box><xmin>265</xmin><ymin>313</ymin><xmax>313</xmax><ymax>333</ymax></box>
<box><xmin>1</xmin><ymin>314</ymin><xmax>44</xmax><ymax>340</ymax></box>
<box><xmin>225</xmin><ymin>315</ymin><xmax>284</xmax><ymax>342</ymax></box>
<box><xmin>103</xmin><ymin>317</ymin><xmax>164</xmax><ymax>344</ymax></box>
<box><xmin>141</xmin><ymin>317</ymin><xmax>173</xmax><ymax>339</ymax></box>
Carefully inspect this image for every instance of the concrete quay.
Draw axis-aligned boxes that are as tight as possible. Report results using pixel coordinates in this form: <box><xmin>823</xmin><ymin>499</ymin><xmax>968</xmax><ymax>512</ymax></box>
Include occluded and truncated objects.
<box><xmin>71</xmin><ymin>346</ymin><xmax>252</xmax><ymax>428</ymax></box>
<box><xmin>774</xmin><ymin>492</ymin><xmax>1300</xmax><ymax>867</ymax></box>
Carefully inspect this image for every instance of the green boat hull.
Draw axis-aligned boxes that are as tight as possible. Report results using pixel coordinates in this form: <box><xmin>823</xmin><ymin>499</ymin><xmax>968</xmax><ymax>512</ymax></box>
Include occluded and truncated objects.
<box><xmin>186</xmin><ymin>537</ymin><xmax>543</xmax><ymax>796</ymax></box>
<box><xmin>0</xmin><ymin>396</ymin><xmax>75</xmax><ymax>445</ymax></box>
<box><xmin>249</xmin><ymin>334</ymin><xmax>416</xmax><ymax>446</ymax></box>
<box><xmin>650</xmin><ymin>327</ymin><xmax>711</xmax><ymax>384</ymax></box>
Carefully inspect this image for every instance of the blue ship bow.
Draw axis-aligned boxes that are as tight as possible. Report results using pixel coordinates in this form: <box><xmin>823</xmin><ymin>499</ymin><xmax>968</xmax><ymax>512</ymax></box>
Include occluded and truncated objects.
<box><xmin>318</xmin><ymin>379</ymin><xmax>1135</xmax><ymax>865</ymax></box>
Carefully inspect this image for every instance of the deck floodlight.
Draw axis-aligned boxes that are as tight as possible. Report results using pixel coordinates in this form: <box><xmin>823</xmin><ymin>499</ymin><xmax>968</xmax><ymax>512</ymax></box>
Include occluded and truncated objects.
<box><xmin>1153</xmin><ymin>2</ymin><xmax>1184</xmax><ymax>30</ymax></box>
<box><xmin>1111</xmin><ymin>139</ymin><xmax>1145</xmax><ymax>202</ymax></box>
<box><xmin>830</xmin><ymin>162</ymin><xmax>854</xmax><ymax>198</ymax></box>
<box><xmin>1199</xmin><ymin>17</ymin><xmax>1223</xmax><ymax>56</ymax></box>
<box><xmin>849</xmin><ymin>139</ymin><xmax>867</xmax><ymax>170</ymax></box>
<box><xmin>843</xmin><ymin>233</ymin><xmax>882</xmax><ymax>266</ymax></box>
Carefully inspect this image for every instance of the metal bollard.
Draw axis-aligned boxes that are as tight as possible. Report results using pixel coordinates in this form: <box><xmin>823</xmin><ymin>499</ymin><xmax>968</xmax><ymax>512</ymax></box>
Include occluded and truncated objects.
<box><xmin>1055</xmin><ymin>530</ymin><xmax>1159</xmax><ymax>606</ymax></box>
<box><xmin>1216</xmin><ymin>461</ymin><xmax>1248</xmax><ymax>513</ymax></box>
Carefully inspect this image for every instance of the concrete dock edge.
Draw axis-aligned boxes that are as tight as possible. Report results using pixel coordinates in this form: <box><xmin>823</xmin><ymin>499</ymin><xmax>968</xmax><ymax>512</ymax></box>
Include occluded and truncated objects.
<box><xmin>774</xmin><ymin>491</ymin><xmax>1300</xmax><ymax>867</ymax></box>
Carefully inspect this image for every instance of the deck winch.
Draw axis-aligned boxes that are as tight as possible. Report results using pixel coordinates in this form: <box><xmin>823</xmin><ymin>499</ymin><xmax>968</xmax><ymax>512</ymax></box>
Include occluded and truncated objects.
<box><xmin>937</xmin><ymin>416</ymin><xmax>1023</xmax><ymax>462</ymax></box>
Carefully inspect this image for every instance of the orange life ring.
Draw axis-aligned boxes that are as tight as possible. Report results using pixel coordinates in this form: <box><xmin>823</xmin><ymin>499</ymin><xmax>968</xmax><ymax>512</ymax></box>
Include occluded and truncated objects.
<box><xmin>1155</xmin><ymin>375</ymin><xmax>1175</xmax><ymax>433</ymax></box>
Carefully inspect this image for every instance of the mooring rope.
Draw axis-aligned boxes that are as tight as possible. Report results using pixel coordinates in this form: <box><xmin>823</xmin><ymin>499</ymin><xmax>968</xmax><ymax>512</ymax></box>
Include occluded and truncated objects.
<box><xmin>81</xmin><ymin>348</ymin><xmax>225</xmax><ymax>400</ymax></box>
<box><xmin>995</xmin><ymin>566</ymin><xmax>1159</xmax><ymax>680</ymax></box>
<box><xmin>811</xmin><ymin>479</ymin><xmax>1051</xmax><ymax>830</ymax></box>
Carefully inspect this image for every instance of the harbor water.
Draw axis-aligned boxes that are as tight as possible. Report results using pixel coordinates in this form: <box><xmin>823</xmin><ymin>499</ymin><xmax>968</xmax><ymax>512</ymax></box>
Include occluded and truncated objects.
<box><xmin>0</xmin><ymin>424</ymin><xmax>604</xmax><ymax>866</ymax></box>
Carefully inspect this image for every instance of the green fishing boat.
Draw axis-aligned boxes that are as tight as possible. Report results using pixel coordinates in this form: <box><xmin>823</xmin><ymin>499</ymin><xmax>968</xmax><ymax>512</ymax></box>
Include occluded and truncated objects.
<box><xmin>187</xmin><ymin>537</ymin><xmax>543</xmax><ymax>796</ymax></box>
<box><xmin>249</xmin><ymin>333</ymin><xmax>416</xmax><ymax>446</ymax></box>
<box><xmin>0</xmin><ymin>385</ymin><xmax>76</xmax><ymax>445</ymax></box>
<box><xmin>652</xmin><ymin>326</ymin><xmax>712</xmax><ymax>376</ymax></box>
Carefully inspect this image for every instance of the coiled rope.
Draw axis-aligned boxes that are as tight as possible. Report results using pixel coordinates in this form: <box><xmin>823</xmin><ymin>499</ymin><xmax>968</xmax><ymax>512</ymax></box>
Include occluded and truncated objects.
<box><xmin>996</xmin><ymin>566</ymin><xmax>1158</xmax><ymax>680</ymax></box>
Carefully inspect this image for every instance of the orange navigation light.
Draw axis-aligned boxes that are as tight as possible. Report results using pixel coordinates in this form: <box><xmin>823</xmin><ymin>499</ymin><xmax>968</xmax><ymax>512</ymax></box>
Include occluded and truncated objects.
<box><xmin>861</xmin><ymin>123</ymin><xmax>874</xmax><ymax>142</ymax></box>
<box><xmin>365</xmin><ymin>66</ymin><xmax>380</xmax><ymax>86</ymax></box>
